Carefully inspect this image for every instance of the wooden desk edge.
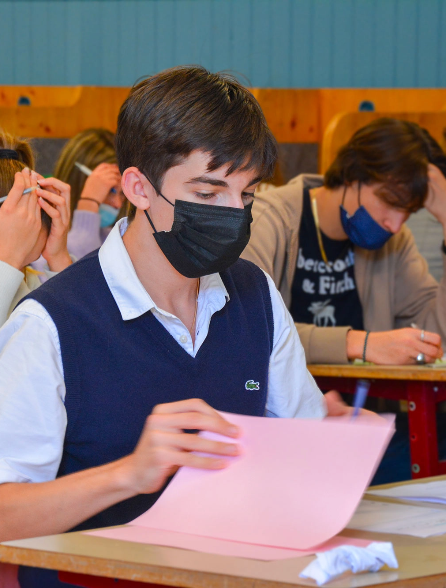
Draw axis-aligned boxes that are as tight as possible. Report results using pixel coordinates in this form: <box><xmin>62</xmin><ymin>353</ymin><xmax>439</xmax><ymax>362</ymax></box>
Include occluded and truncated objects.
<box><xmin>4</xmin><ymin>540</ymin><xmax>446</xmax><ymax>588</ymax></box>
<box><xmin>0</xmin><ymin>543</ymin><xmax>285</xmax><ymax>588</ymax></box>
<box><xmin>308</xmin><ymin>364</ymin><xmax>446</xmax><ymax>381</ymax></box>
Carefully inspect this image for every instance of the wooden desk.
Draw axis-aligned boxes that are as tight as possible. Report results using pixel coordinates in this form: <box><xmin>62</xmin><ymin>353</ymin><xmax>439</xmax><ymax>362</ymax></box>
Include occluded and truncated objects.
<box><xmin>309</xmin><ymin>364</ymin><xmax>446</xmax><ymax>479</ymax></box>
<box><xmin>3</xmin><ymin>476</ymin><xmax>446</xmax><ymax>587</ymax></box>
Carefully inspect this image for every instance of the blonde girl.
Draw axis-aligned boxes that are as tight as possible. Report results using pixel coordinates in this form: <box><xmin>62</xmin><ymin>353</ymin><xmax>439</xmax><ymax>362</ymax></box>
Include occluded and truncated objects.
<box><xmin>0</xmin><ymin>132</ymin><xmax>72</xmax><ymax>325</ymax></box>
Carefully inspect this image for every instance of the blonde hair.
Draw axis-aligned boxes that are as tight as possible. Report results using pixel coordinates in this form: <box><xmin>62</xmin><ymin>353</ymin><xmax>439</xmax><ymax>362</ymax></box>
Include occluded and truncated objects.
<box><xmin>54</xmin><ymin>128</ymin><xmax>116</xmax><ymax>217</ymax></box>
<box><xmin>0</xmin><ymin>132</ymin><xmax>34</xmax><ymax>196</ymax></box>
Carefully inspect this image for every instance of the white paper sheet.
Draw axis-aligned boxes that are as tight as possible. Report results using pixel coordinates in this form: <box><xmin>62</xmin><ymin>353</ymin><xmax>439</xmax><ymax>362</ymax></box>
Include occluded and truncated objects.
<box><xmin>347</xmin><ymin>499</ymin><xmax>446</xmax><ymax>538</ymax></box>
<box><xmin>368</xmin><ymin>479</ymin><xmax>446</xmax><ymax>505</ymax></box>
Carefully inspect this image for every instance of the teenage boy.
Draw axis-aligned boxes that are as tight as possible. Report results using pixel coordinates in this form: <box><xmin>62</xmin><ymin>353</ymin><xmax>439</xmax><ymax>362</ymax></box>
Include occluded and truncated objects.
<box><xmin>243</xmin><ymin>119</ymin><xmax>446</xmax><ymax>365</ymax></box>
<box><xmin>0</xmin><ymin>66</ymin><xmax>344</xmax><ymax>588</ymax></box>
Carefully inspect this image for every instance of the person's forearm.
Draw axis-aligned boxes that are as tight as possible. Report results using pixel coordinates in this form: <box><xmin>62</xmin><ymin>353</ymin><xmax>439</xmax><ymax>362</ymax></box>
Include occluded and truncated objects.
<box><xmin>0</xmin><ymin>456</ymin><xmax>137</xmax><ymax>542</ymax></box>
<box><xmin>77</xmin><ymin>199</ymin><xmax>100</xmax><ymax>213</ymax></box>
<box><xmin>346</xmin><ymin>329</ymin><xmax>367</xmax><ymax>360</ymax></box>
<box><xmin>46</xmin><ymin>250</ymin><xmax>72</xmax><ymax>272</ymax></box>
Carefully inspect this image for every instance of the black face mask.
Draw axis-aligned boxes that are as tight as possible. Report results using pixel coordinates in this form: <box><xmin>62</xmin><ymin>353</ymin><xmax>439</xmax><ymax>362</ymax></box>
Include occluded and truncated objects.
<box><xmin>144</xmin><ymin>191</ymin><xmax>253</xmax><ymax>278</ymax></box>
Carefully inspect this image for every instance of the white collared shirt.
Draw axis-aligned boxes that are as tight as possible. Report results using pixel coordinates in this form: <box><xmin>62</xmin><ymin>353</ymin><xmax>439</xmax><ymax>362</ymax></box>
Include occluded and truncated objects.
<box><xmin>0</xmin><ymin>219</ymin><xmax>326</xmax><ymax>485</ymax></box>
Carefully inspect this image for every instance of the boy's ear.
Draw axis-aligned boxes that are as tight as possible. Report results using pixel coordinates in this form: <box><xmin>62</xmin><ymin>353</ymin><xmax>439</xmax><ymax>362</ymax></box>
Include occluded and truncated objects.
<box><xmin>122</xmin><ymin>167</ymin><xmax>156</xmax><ymax>211</ymax></box>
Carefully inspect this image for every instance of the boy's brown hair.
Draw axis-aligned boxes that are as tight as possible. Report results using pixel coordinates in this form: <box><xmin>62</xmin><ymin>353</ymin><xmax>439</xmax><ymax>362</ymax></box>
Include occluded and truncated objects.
<box><xmin>116</xmin><ymin>66</ymin><xmax>278</xmax><ymax>221</ymax></box>
<box><xmin>325</xmin><ymin>118</ymin><xmax>446</xmax><ymax>212</ymax></box>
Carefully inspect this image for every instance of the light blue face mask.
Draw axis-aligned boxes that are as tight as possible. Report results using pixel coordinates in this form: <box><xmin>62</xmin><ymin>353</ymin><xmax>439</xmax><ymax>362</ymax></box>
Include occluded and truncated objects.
<box><xmin>99</xmin><ymin>203</ymin><xmax>120</xmax><ymax>228</ymax></box>
<box><xmin>340</xmin><ymin>184</ymin><xmax>393</xmax><ymax>250</ymax></box>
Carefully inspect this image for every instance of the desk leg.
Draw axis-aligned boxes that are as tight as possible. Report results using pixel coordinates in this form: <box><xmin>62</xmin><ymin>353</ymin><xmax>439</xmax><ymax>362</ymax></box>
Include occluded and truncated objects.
<box><xmin>0</xmin><ymin>563</ymin><xmax>19</xmax><ymax>588</ymax></box>
<box><xmin>407</xmin><ymin>381</ymin><xmax>439</xmax><ymax>479</ymax></box>
<box><xmin>59</xmin><ymin>571</ymin><xmax>167</xmax><ymax>586</ymax></box>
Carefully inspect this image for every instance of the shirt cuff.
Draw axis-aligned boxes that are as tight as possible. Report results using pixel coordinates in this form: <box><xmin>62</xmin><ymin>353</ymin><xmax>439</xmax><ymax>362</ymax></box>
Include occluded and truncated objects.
<box><xmin>0</xmin><ymin>260</ymin><xmax>24</xmax><ymax>304</ymax></box>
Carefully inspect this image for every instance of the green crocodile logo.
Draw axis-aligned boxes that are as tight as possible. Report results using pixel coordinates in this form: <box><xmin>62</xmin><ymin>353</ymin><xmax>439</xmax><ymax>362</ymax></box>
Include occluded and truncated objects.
<box><xmin>245</xmin><ymin>380</ymin><xmax>260</xmax><ymax>391</ymax></box>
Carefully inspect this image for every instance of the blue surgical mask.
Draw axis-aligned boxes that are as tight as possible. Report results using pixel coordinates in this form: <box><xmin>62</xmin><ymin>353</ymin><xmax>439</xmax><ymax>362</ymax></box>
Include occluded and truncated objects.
<box><xmin>340</xmin><ymin>184</ymin><xmax>393</xmax><ymax>250</ymax></box>
<box><xmin>99</xmin><ymin>203</ymin><xmax>119</xmax><ymax>228</ymax></box>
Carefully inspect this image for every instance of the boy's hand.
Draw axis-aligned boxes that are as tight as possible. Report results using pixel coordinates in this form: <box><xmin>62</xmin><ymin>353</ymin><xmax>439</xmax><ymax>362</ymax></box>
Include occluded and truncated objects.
<box><xmin>37</xmin><ymin>177</ymin><xmax>72</xmax><ymax>272</ymax></box>
<box><xmin>324</xmin><ymin>390</ymin><xmax>383</xmax><ymax>420</ymax></box>
<box><xmin>324</xmin><ymin>390</ymin><xmax>351</xmax><ymax>416</ymax></box>
<box><xmin>0</xmin><ymin>169</ymin><xmax>42</xmax><ymax>270</ymax></box>
<box><xmin>347</xmin><ymin>328</ymin><xmax>442</xmax><ymax>365</ymax></box>
<box><xmin>118</xmin><ymin>399</ymin><xmax>241</xmax><ymax>495</ymax></box>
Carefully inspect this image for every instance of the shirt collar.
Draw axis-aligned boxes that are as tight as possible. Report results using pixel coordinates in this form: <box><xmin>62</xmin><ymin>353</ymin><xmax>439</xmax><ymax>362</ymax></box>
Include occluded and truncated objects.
<box><xmin>98</xmin><ymin>218</ymin><xmax>230</xmax><ymax>321</ymax></box>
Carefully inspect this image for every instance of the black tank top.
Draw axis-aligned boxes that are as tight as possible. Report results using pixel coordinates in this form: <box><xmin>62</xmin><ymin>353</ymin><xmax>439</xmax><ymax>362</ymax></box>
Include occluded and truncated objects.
<box><xmin>290</xmin><ymin>188</ymin><xmax>364</xmax><ymax>330</ymax></box>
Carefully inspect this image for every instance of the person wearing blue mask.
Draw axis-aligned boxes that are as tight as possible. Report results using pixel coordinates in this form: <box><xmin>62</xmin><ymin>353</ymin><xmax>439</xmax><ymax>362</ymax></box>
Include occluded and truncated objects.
<box><xmin>53</xmin><ymin>128</ymin><xmax>126</xmax><ymax>260</ymax></box>
<box><xmin>243</xmin><ymin>118</ymin><xmax>446</xmax><ymax>367</ymax></box>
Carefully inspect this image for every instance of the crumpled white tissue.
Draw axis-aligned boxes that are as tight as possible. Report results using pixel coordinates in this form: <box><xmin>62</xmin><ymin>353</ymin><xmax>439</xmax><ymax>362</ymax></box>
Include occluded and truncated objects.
<box><xmin>299</xmin><ymin>542</ymin><xmax>398</xmax><ymax>586</ymax></box>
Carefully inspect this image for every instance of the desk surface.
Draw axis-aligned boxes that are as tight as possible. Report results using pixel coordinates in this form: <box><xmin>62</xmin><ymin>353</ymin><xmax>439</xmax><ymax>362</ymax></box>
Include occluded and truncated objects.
<box><xmin>3</xmin><ymin>476</ymin><xmax>446</xmax><ymax>588</ymax></box>
<box><xmin>308</xmin><ymin>363</ymin><xmax>446</xmax><ymax>381</ymax></box>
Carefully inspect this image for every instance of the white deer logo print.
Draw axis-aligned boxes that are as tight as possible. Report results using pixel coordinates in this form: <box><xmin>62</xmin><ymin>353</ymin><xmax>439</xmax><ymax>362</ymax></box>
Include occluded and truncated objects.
<box><xmin>308</xmin><ymin>299</ymin><xmax>336</xmax><ymax>326</ymax></box>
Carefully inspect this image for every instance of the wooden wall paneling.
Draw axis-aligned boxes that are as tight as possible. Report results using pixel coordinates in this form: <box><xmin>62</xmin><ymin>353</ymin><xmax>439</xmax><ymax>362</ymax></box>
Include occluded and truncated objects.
<box><xmin>251</xmin><ymin>88</ymin><xmax>319</xmax><ymax>143</ymax></box>
<box><xmin>2</xmin><ymin>86</ymin><xmax>446</xmax><ymax>146</ymax></box>
<box><xmin>318</xmin><ymin>89</ymin><xmax>446</xmax><ymax>140</ymax></box>
<box><xmin>0</xmin><ymin>87</ymin><xmax>82</xmax><ymax>108</ymax></box>
<box><xmin>0</xmin><ymin>88</ymin><xmax>130</xmax><ymax>138</ymax></box>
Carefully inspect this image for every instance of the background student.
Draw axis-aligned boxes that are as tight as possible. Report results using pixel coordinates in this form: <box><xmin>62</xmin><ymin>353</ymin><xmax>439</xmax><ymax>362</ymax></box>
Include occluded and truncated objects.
<box><xmin>54</xmin><ymin>128</ymin><xmax>125</xmax><ymax>259</ymax></box>
<box><xmin>0</xmin><ymin>133</ymin><xmax>72</xmax><ymax>326</ymax></box>
<box><xmin>243</xmin><ymin>118</ymin><xmax>446</xmax><ymax>366</ymax></box>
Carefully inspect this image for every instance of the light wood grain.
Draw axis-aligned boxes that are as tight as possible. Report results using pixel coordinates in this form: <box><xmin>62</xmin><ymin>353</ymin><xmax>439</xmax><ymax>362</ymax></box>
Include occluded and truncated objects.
<box><xmin>318</xmin><ymin>89</ymin><xmax>446</xmax><ymax>142</ymax></box>
<box><xmin>2</xmin><ymin>87</ymin><xmax>446</xmax><ymax>145</ymax></box>
<box><xmin>4</xmin><ymin>477</ymin><xmax>446</xmax><ymax>587</ymax></box>
<box><xmin>308</xmin><ymin>364</ymin><xmax>446</xmax><ymax>381</ymax></box>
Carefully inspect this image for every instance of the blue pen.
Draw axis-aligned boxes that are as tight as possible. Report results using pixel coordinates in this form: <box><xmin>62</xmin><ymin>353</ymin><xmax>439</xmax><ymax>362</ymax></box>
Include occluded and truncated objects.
<box><xmin>352</xmin><ymin>379</ymin><xmax>371</xmax><ymax>419</ymax></box>
<box><xmin>74</xmin><ymin>161</ymin><xmax>117</xmax><ymax>194</ymax></box>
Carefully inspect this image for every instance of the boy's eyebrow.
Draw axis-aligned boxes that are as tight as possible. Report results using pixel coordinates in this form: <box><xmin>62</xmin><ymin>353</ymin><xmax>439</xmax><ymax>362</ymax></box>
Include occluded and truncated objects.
<box><xmin>186</xmin><ymin>176</ymin><xmax>229</xmax><ymax>188</ymax></box>
<box><xmin>186</xmin><ymin>175</ymin><xmax>263</xmax><ymax>188</ymax></box>
<box><xmin>247</xmin><ymin>175</ymin><xmax>263</xmax><ymax>187</ymax></box>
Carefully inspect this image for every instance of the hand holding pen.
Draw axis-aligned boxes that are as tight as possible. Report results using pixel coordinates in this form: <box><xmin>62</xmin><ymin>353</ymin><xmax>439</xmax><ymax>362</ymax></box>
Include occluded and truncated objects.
<box><xmin>0</xmin><ymin>168</ymin><xmax>72</xmax><ymax>272</ymax></box>
<box><xmin>0</xmin><ymin>169</ymin><xmax>44</xmax><ymax>270</ymax></box>
<box><xmin>76</xmin><ymin>162</ymin><xmax>121</xmax><ymax>213</ymax></box>
<box><xmin>352</xmin><ymin>379</ymin><xmax>371</xmax><ymax>419</ymax></box>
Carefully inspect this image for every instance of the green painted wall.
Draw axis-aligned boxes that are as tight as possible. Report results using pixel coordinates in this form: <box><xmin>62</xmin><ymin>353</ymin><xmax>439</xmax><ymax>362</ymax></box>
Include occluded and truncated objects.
<box><xmin>1</xmin><ymin>0</ymin><xmax>445</xmax><ymax>87</ymax></box>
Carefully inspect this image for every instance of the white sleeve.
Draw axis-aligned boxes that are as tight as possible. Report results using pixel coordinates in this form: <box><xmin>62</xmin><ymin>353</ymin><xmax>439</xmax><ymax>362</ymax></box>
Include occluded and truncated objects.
<box><xmin>0</xmin><ymin>260</ymin><xmax>25</xmax><ymax>327</ymax></box>
<box><xmin>263</xmin><ymin>271</ymin><xmax>327</xmax><ymax>419</ymax></box>
<box><xmin>0</xmin><ymin>300</ymin><xmax>67</xmax><ymax>484</ymax></box>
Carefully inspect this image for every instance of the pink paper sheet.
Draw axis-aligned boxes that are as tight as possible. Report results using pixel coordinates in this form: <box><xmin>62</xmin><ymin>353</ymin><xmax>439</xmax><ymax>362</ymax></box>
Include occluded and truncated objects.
<box><xmin>131</xmin><ymin>413</ymin><xmax>394</xmax><ymax>550</ymax></box>
<box><xmin>89</xmin><ymin>526</ymin><xmax>371</xmax><ymax>561</ymax></box>
<box><xmin>87</xmin><ymin>412</ymin><xmax>393</xmax><ymax>559</ymax></box>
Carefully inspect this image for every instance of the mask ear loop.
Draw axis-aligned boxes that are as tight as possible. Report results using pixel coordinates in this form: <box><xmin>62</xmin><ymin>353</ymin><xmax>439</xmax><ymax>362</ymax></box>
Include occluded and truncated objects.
<box><xmin>143</xmin><ymin>174</ymin><xmax>175</xmax><ymax>233</ymax></box>
<box><xmin>144</xmin><ymin>209</ymin><xmax>158</xmax><ymax>233</ymax></box>
<box><xmin>145</xmin><ymin>175</ymin><xmax>174</xmax><ymax>207</ymax></box>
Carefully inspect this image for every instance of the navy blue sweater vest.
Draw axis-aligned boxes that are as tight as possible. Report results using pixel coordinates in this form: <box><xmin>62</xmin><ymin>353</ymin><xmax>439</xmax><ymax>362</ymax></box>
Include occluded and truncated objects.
<box><xmin>19</xmin><ymin>252</ymin><xmax>274</xmax><ymax>586</ymax></box>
